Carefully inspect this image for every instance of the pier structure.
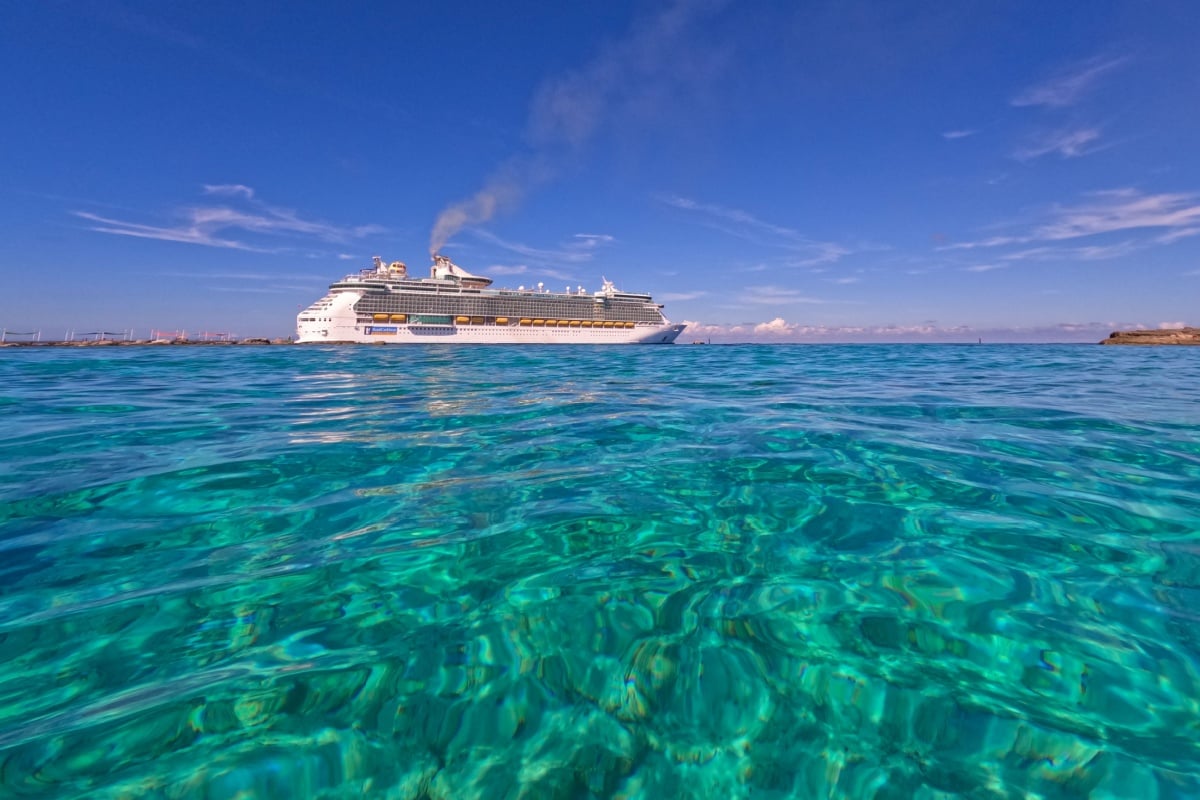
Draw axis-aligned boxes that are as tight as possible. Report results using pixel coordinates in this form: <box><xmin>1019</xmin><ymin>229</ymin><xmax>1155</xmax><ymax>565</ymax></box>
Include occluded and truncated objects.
<box><xmin>1</xmin><ymin>329</ymin><xmax>41</xmax><ymax>343</ymax></box>
<box><xmin>71</xmin><ymin>330</ymin><xmax>135</xmax><ymax>342</ymax></box>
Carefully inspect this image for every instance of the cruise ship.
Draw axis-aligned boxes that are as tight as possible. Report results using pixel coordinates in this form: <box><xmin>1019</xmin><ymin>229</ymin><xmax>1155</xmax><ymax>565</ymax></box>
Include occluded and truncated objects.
<box><xmin>296</xmin><ymin>255</ymin><xmax>686</xmax><ymax>344</ymax></box>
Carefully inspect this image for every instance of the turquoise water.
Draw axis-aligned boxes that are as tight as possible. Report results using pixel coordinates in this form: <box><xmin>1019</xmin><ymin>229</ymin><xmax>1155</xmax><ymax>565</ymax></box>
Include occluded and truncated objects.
<box><xmin>1</xmin><ymin>344</ymin><xmax>1199</xmax><ymax>799</ymax></box>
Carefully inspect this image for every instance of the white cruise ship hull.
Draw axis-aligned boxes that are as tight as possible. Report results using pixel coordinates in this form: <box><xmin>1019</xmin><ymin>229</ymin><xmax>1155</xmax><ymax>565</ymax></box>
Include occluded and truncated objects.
<box><xmin>296</xmin><ymin>256</ymin><xmax>686</xmax><ymax>345</ymax></box>
<box><xmin>297</xmin><ymin>318</ymin><xmax>686</xmax><ymax>344</ymax></box>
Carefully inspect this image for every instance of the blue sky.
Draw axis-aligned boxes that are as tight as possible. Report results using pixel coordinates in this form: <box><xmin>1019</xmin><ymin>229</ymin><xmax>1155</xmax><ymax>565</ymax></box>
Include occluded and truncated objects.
<box><xmin>3</xmin><ymin>1</ymin><xmax>1198</xmax><ymax>342</ymax></box>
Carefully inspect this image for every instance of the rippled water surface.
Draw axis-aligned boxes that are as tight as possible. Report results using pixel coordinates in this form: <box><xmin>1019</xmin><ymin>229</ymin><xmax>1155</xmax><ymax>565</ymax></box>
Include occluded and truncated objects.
<box><xmin>2</xmin><ymin>344</ymin><xmax>1199</xmax><ymax>799</ymax></box>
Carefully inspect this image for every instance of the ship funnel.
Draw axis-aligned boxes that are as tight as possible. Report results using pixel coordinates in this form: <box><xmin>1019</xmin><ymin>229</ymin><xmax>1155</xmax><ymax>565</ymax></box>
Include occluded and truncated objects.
<box><xmin>431</xmin><ymin>253</ymin><xmax>493</xmax><ymax>287</ymax></box>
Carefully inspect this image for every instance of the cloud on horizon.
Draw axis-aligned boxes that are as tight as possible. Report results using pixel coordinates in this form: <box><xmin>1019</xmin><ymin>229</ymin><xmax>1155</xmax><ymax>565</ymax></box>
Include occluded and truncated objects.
<box><xmin>679</xmin><ymin>318</ymin><xmax>1145</xmax><ymax>343</ymax></box>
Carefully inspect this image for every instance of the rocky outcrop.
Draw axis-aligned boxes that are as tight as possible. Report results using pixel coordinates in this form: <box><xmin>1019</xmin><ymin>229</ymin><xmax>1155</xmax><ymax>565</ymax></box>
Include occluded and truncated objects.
<box><xmin>1100</xmin><ymin>327</ymin><xmax>1200</xmax><ymax>345</ymax></box>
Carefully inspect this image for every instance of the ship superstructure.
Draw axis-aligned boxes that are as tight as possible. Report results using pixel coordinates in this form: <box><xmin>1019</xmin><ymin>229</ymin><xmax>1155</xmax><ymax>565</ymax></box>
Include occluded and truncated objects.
<box><xmin>296</xmin><ymin>255</ymin><xmax>685</xmax><ymax>344</ymax></box>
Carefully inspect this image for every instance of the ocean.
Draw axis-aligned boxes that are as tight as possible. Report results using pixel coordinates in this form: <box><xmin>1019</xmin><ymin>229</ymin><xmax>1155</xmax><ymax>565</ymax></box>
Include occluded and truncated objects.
<box><xmin>1</xmin><ymin>344</ymin><xmax>1198</xmax><ymax>799</ymax></box>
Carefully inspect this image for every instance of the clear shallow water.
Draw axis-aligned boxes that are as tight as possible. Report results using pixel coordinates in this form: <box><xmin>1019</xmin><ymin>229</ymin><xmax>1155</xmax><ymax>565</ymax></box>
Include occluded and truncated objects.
<box><xmin>1</xmin><ymin>344</ymin><xmax>1199</xmax><ymax>799</ymax></box>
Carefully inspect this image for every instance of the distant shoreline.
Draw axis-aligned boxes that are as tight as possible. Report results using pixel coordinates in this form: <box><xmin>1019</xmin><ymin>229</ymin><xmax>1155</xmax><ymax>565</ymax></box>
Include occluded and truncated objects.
<box><xmin>1100</xmin><ymin>327</ymin><xmax>1200</xmax><ymax>345</ymax></box>
<box><xmin>0</xmin><ymin>338</ymin><xmax>290</xmax><ymax>348</ymax></box>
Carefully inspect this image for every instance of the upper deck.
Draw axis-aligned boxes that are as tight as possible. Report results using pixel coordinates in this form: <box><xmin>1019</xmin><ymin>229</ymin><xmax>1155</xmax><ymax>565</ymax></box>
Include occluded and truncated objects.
<box><xmin>328</xmin><ymin>255</ymin><xmax>656</xmax><ymax>304</ymax></box>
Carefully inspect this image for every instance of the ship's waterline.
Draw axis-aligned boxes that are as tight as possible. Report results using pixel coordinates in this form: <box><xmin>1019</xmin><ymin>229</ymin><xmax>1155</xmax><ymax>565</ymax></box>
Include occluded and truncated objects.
<box><xmin>297</xmin><ymin>254</ymin><xmax>685</xmax><ymax>344</ymax></box>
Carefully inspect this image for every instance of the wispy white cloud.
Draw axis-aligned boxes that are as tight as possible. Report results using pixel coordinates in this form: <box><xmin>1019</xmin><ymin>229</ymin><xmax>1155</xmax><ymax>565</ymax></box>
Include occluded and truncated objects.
<box><xmin>160</xmin><ymin>270</ymin><xmax>328</xmax><ymax>281</ymax></box>
<box><xmin>661</xmin><ymin>194</ymin><xmax>798</xmax><ymax>239</ymax></box>
<box><xmin>659</xmin><ymin>194</ymin><xmax>851</xmax><ymax>265</ymax></box>
<box><xmin>573</xmin><ymin>233</ymin><xmax>615</xmax><ymax>248</ymax></box>
<box><xmin>788</xmin><ymin>245</ymin><xmax>852</xmax><ymax>267</ymax></box>
<box><xmin>1011</xmin><ymin>55</ymin><xmax>1130</xmax><ymax>108</ymax></box>
<box><xmin>1013</xmin><ymin>128</ymin><xmax>1104</xmax><ymax>161</ymax></box>
<box><xmin>203</xmin><ymin>184</ymin><xmax>255</xmax><ymax>199</ymax></box>
<box><xmin>486</xmin><ymin>264</ymin><xmax>530</xmax><ymax>275</ymax></box>
<box><xmin>659</xmin><ymin>291</ymin><xmax>707</xmax><ymax>302</ymax></box>
<box><xmin>944</xmin><ymin>188</ymin><xmax>1200</xmax><ymax>257</ymax></box>
<box><xmin>963</xmin><ymin>263</ymin><xmax>1006</xmax><ymax>272</ymax></box>
<box><xmin>76</xmin><ymin>211</ymin><xmax>268</xmax><ymax>251</ymax></box>
<box><xmin>942</xmin><ymin>129</ymin><xmax>977</xmax><ymax>140</ymax></box>
<box><xmin>827</xmin><ymin>276</ymin><xmax>860</xmax><ymax>284</ymax></box>
<box><xmin>485</xmin><ymin>264</ymin><xmax>582</xmax><ymax>287</ymax></box>
<box><xmin>1001</xmin><ymin>241</ymin><xmax>1138</xmax><ymax>261</ymax></box>
<box><xmin>1159</xmin><ymin>321</ymin><xmax>1189</xmax><ymax>329</ymax></box>
<box><xmin>469</xmin><ymin>228</ymin><xmax>613</xmax><ymax>265</ymax></box>
<box><xmin>209</xmin><ymin>285</ymin><xmax>323</xmax><ymax>294</ymax></box>
<box><xmin>739</xmin><ymin>285</ymin><xmax>829</xmax><ymax>305</ymax></box>
<box><xmin>75</xmin><ymin>186</ymin><xmax>385</xmax><ymax>251</ymax></box>
<box><xmin>1033</xmin><ymin>189</ymin><xmax>1200</xmax><ymax>241</ymax></box>
<box><xmin>1155</xmin><ymin>227</ymin><xmax>1200</xmax><ymax>245</ymax></box>
<box><xmin>941</xmin><ymin>236</ymin><xmax>1022</xmax><ymax>251</ymax></box>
